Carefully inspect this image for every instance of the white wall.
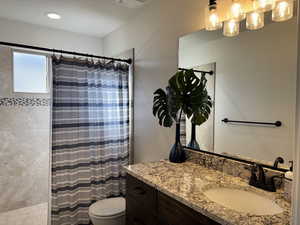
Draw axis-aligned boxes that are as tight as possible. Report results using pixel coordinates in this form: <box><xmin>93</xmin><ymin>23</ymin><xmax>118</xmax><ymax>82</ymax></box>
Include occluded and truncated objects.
<box><xmin>0</xmin><ymin>18</ymin><xmax>103</xmax><ymax>55</ymax></box>
<box><xmin>103</xmin><ymin>0</ymin><xmax>207</xmax><ymax>163</ymax></box>
<box><xmin>292</xmin><ymin>1</ymin><xmax>300</xmax><ymax>223</ymax></box>
<box><xmin>179</xmin><ymin>18</ymin><xmax>297</xmax><ymax>163</ymax></box>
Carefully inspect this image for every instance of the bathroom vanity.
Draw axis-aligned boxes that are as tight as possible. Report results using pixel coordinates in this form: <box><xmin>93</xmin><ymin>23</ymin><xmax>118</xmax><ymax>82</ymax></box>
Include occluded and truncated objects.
<box><xmin>126</xmin><ymin>174</ymin><xmax>220</xmax><ymax>225</ymax></box>
<box><xmin>127</xmin><ymin>5</ymin><xmax>298</xmax><ymax>225</ymax></box>
<box><xmin>124</xmin><ymin>153</ymin><xmax>291</xmax><ymax>225</ymax></box>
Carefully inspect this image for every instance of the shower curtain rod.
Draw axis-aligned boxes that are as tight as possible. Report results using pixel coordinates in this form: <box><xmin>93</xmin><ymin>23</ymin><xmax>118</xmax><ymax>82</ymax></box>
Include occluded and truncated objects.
<box><xmin>178</xmin><ymin>67</ymin><xmax>214</xmax><ymax>75</ymax></box>
<box><xmin>0</xmin><ymin>41</ymin><xmax>132</xmax><ymax>64</ymax></box>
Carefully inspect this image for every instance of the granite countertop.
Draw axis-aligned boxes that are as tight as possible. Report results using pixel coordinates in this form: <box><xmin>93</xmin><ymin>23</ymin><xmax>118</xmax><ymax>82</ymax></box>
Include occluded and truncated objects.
<box><xmin>124</xmin><ymin>160</ymin><xmax>291</xmax><ymax>225</ymax></box>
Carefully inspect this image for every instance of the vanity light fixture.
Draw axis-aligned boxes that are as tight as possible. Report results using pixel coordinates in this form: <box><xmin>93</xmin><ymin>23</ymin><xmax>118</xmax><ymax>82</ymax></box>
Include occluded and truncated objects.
<box><xmin>205</xmin><ymin>0</ymin><xmax>223</xmax><ymax>31</ymax></box>
<box><xmin>246</xmin><ymin>0</ymin><xmax>265</xmax><ymax>30</ymax></box>
<box><xmin>272</xmin><ymin>0</ymin><xmax>294</xmax><ymax>22</ymax></box>
<box><xmin>46</xmin><ymin>12</ymin><xmax>61</xmax><ymax>20</ymax></box>
<box><xmin>223</xmin><ymin>19</ymin><xmax>240</xmax><ymax>37</ymax></box>
<box><xmin>229</xmin><ymin>0</ymin><xmax>246</xmax><ymax>21</ymax></box>
<box><xmin>257</xmin><ymin>0</ymin><xmax>274</xmax><ymax>11</ymax></box>
<box><xmin>246</xmin><ymin>11</ymin><xmax>264</xmax><ymax>29</ymax></box>
<box><xmin>205</xmin><ymin>0</ymin><xmax>294</xmax><ymax>37</ymax></box>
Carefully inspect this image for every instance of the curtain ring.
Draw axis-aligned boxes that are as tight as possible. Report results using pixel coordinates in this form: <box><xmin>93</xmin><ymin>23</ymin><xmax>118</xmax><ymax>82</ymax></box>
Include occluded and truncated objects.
<box><xmin>90</xmin><ymin>54</ymin><xmax>94</xmax><ymax>66</ymax></box>
<box><xmin>90</xmin><ymin>54</ymin><xmax>93</xmax><ymax>64</ymax></box>
<box><xmin>85</xmin><ymin>54</ymin><xmax>89</xmax><ymax>65</ymax></box>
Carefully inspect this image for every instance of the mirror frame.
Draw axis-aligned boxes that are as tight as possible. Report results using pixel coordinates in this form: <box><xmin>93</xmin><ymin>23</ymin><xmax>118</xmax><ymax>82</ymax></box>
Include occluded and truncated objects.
<box><xmin>180</xmin><ymin>14</ymin><xmax>298</xmax><ymax>173</ymax></box>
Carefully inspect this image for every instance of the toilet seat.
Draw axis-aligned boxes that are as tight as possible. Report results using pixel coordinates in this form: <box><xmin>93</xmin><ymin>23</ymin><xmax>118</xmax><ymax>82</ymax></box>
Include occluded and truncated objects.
<box><xmin>89</xmin><ymin>197</ymin><xmax>125</xmax><ymax>219</ymax></box>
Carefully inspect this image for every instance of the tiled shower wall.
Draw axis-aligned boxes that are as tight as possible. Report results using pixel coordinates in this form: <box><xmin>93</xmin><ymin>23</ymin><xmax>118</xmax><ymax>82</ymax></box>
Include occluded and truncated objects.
<box><xmin>0</xmin><ymin>47</ymin><xmax>50</xmax><ymax>213</ymax></box>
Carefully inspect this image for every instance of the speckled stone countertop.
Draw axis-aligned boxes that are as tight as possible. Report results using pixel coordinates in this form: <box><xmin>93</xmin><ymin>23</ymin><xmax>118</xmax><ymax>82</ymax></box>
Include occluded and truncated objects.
<box><xmin>124</xmin><ymin>160</ymin><xmax>291</xmax><ymax>225</ymax></box>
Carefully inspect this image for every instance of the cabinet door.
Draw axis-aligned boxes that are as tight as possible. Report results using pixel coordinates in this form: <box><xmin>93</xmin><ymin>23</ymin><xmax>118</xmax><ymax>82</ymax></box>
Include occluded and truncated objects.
<box><xmin>158</xmin><ymin>192</ymin><xmax>220</xmax><ymax>225</ymax></box>
<box><xmin>126</xmin><ymin>174</ymin><xmax>158</xmax><ymax>225</ymax></box>
<box><xmin>126</xmin><ymin>174</ymin><xmax>157</xmax><ymax>211</ymax></box>
<box><xmin>126</xmin><ymin>195</ymin><xmax>157</xmax><ymax>225</ymax></box>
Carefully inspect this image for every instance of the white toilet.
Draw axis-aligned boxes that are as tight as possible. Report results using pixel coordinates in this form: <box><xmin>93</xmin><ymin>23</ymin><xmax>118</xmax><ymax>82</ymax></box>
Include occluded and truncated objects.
<box><xmin>89</xmin><ymin>197</ymin><xmax>126</xmax><ymax>225</ymax></box>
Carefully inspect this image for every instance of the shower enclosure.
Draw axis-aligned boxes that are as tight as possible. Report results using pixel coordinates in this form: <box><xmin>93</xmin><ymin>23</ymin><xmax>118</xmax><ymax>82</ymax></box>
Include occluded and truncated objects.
<box><xmin>0</xmin><ymin>47</ymin><xmax>50</xmax><ymax>225</ymax></box>
<box><xmin>0</xmin><ymin>43</ymin><xmax>133</xmax><ymax>225</ymax></box>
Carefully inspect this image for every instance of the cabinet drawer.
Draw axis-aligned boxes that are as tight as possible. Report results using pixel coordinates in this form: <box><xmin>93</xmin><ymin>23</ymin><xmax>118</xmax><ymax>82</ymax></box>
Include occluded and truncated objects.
<box><xmin>126</xmin><ymin>174</ymin><xmax>157</xmax><ymax>210</ymax></box>
<box><xmin>158</xmin><ymin>192</ymin><xmax>221</xmax><ymax>225</ymax></box>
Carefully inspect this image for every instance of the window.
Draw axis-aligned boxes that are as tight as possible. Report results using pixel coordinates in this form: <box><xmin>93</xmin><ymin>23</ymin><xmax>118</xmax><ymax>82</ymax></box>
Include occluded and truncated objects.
<box><xmin>13</xmin><ymin>51</ymin><xmax>48</xmax><ymax>93</ymax></box>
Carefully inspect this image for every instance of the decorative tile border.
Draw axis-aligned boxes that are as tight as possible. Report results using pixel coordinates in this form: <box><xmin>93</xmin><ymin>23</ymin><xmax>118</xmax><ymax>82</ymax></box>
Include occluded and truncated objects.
<box><xmin>0</xmin><ymin>98</ymin><xmax>50</xmax><ymax>107</ymax></box>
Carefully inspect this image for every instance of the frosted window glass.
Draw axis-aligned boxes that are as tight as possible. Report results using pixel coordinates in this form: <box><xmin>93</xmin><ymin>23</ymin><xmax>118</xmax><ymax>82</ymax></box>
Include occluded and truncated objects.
<box><xmin>13</xmin><ymin>52</ymin><xmax>48</xmax><ymax>93</ymax></box>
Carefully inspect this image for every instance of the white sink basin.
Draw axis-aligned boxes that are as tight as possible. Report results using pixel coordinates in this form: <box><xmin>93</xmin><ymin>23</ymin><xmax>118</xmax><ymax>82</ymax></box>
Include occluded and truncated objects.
<box><xmin>203</xmin><ymin>187</ymin><xmax>283</xmax><ymax>215</ymax></box>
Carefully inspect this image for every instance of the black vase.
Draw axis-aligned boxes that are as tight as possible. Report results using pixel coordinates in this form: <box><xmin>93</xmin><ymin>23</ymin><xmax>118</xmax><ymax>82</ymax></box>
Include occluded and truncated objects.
<box><xmin>169</xmin><ymin>123</ymin><xmax>186</xmax><ymax>163</ymax></box>
<box><xmin>187</xmin><ymin>123</ymin><xmax>200</xmax><ymax>150</ymax></box>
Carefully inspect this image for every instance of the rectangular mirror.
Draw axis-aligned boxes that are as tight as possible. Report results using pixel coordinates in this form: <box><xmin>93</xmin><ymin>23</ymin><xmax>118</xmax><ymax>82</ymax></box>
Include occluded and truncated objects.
<box><xmin>179</xmin><ymin>14</ymin><xmax>297</xmax><ymax>169</ymax></box>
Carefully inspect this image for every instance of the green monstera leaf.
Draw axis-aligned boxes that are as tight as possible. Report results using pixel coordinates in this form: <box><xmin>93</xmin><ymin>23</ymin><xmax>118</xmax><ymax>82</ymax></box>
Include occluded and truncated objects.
<box><xmin>153</xmin><ymin>69</ymin><xmax>212</xmax><ymax>127</ymax></box>
<box><xmin>153</xmin><ymin>88</ymin><xmax>174</xmax><ymax>127</ymax></box>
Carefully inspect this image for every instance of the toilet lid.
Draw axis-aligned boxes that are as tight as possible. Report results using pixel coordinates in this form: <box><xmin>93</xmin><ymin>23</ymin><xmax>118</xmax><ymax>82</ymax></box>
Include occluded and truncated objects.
<box><xmin>89</xmin><ymin>197</ymin><xmax>125</xmax><ymax>218</ymax></box>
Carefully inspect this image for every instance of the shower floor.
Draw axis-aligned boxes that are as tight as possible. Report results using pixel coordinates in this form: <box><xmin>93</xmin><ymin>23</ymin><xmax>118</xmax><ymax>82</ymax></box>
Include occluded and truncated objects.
<box><xmin>0</xmin><ymin>202</ymin><xmax>48</xmax><ymax>225</ymax></box>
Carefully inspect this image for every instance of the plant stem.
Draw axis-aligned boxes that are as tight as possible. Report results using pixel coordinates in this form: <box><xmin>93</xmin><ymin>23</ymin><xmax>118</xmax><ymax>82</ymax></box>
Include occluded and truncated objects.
<box><xmin>177</xmin><ymin>109</ymin><xmax>183</xmax><ymax>124</ymax></box>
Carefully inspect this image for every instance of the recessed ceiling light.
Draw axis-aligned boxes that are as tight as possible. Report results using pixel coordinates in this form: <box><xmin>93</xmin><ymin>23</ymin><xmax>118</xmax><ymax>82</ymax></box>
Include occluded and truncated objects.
<box><xmin>46</xmin><ymin>13</ymin><xmax>61</xmax><ymax>20</ymax></box>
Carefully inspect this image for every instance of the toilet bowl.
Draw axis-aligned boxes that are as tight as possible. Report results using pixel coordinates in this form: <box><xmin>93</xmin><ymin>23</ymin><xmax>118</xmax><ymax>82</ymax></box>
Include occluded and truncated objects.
<box><xmin>89</xmin><ymin>197</ymin><xmax>125</xmax><ymax>225</ymax></box>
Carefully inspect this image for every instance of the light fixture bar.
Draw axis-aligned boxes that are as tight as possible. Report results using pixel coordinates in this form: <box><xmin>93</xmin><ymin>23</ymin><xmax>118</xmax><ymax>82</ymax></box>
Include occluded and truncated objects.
<box><xmin>205</xmin><ymin>0</ymin><xmax>295</xmax><ymax>37</ymax></box>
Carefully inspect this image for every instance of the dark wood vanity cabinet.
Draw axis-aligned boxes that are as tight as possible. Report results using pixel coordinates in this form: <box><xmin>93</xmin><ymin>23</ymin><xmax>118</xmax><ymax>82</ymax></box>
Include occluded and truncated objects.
<box><xmin>157</xmin><ymin>192</ymin><xmax>221</xmax><ymax>225</ymax></box>
<box><xmin>126</xmin><ymin>174</ymin><xmax>221</xmax><ymax>225</ymax></box>
<box><xmin>126</xmin><ymin>174</ymin><xmax>157</xmax><ymax>225</ymax></box>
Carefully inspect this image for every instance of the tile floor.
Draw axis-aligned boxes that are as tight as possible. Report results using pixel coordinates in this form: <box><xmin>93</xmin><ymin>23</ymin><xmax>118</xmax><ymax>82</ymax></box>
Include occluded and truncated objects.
<box><xmin>0</xmin><ymin>202</ymin><xmax>48</xmax><ymax>225</ymax></box>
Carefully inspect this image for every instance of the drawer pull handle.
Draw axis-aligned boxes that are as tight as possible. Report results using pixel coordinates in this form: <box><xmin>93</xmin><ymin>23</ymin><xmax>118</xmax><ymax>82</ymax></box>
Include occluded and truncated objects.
<box><xmin>134</xmin><ymin>187</ymin><xmax>146</xmax><ymax>195</ymax></box>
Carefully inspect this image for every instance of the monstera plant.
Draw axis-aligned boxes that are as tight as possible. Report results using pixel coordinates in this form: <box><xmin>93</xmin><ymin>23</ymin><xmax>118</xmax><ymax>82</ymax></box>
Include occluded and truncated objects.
<box><xmin>153</xmin><ymin>70</ymin><xmax>212</xmax><ymax>163</ymax></box>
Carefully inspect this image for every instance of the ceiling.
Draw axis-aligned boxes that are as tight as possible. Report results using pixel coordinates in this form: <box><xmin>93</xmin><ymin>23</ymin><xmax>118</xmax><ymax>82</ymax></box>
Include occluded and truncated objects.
<box><xmin>0</xmin><ymin>0</ymin><xmax>149</xmax><ymax>38</ymax></box>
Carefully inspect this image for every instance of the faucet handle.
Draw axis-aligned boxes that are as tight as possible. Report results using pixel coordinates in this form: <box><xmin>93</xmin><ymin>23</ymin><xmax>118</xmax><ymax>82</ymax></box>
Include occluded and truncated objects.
<box><xmin>269</xmin><ymin>174</ymin><xmax>284</xmax><ymax>191</ymax></box>
<box><xmin>245</xmin><ymin>164</ymin><xmax>258</xmax><ymax>186</ymax></box>
<box><xmin>258</xmin><ymin>164</ymin><xmax>266</xmax><ymax>182</ymax></box>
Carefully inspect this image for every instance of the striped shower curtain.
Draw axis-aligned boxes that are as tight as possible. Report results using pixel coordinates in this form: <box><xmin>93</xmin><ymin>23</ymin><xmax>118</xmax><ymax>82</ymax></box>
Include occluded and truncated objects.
<box><xmin>51</xmin><ymin>57</ymin><xmax>130</xmax><ymax>225</ymax></box>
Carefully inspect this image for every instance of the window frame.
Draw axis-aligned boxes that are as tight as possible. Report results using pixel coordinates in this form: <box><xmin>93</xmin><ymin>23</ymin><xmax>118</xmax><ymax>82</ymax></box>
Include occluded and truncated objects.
<box><xmin>12</xmin><ymin>49</ymin><xmax>50</xmax><ymax>94</ymax></box>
